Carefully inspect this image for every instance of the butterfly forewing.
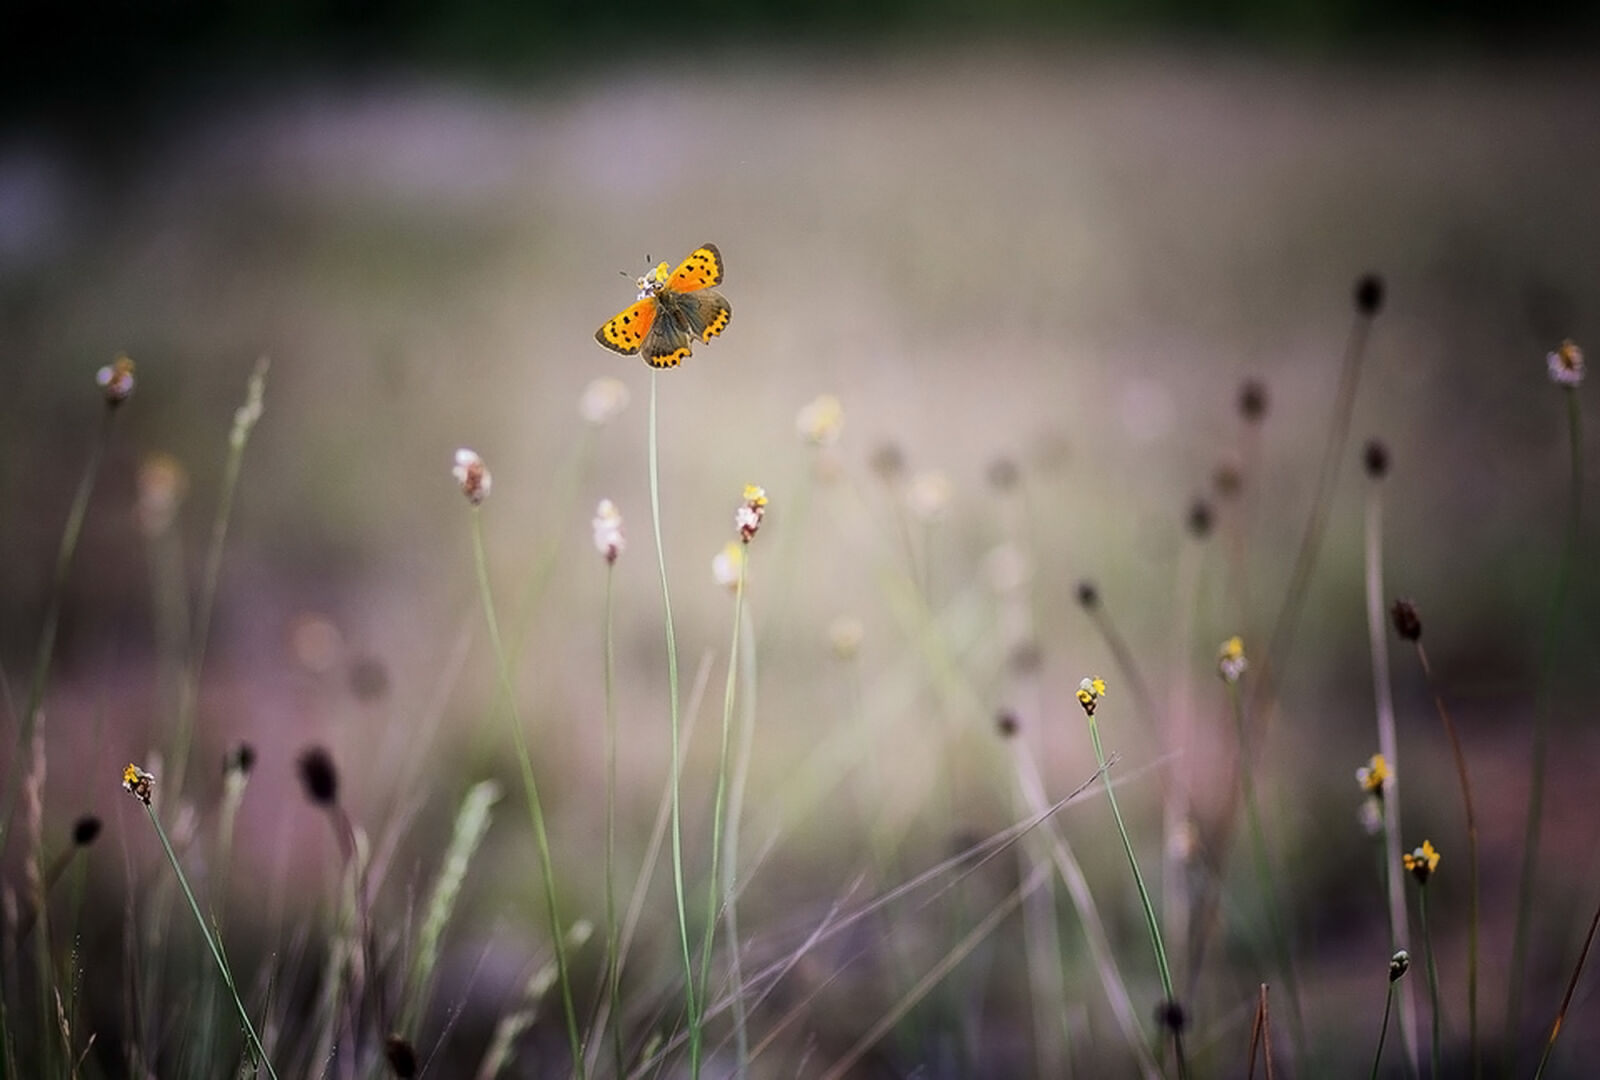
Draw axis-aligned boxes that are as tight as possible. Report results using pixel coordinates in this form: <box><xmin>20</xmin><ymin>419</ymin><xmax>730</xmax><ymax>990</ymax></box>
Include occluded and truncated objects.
<box><xmin>596</xmin><ymin>297</ymin><xmax>658</xmax><ymax>355</ymax></box>
<box><xmin>664</xmin><ymin>245</ymin><xmax>723</xmax><ymax>292</ymax></box>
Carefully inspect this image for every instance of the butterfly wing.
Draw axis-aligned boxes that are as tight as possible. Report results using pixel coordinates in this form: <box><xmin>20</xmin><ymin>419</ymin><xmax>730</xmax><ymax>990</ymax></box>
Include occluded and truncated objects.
<box><xmin>640</xmin><ymin>310</ymin><xmax>694</xmax><ymax>369</ymax></box>
<box><xmin>678</xmin><ymin>289</ymin><xmax>732</xmax><ymax>344</ymax></box>
<box><xmin>663</xmin><ymin>245</ymin><xmax>724</xmax><ymax>292</ymax></box>
<box><xmin>596</xmin><ymin>297</ymin><xmax>657</xmax><ymax>355</ymax></box>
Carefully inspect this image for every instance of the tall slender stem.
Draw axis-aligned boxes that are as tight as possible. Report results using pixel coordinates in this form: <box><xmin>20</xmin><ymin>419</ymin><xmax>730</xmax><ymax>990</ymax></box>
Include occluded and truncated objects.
<box><xmin>1532</xmin><ymin>887</ymin><xmax>1600</xmax><ymax>1080</ymax></box>
<box><xmin>470</xmin><ymin>512</ymin><xmax>584</xmax><ymax>1076</ymax></box>
<box><xmin>1414</xmin><ymin>642</ymin><xmax>1478</xmax><ymax>1076</ymax></box>
<box><xmin>1370</xmin><ymin>981</ymin><xmax>1397</xmax><ymax>1080</ymax></box>
<box><xmin>722</xmin><ymin>598</ymin><xmax>758</xmax><ymax>1070</ymax></box>
<box><xmin>602</xmin><ymin>564</ymin><xmax>624</xmax><ymax>1079</ymax></box>
<box><xmin>1419</xmin><ymin>887</ymin><xmax>1441</xmax><ymax>1080</ymax></box>
<box><xmin>648</xmin><ymin>374</ymin><xmax>698</xmax><ymax>1074</ymax></box>
<box><xmin>144</xmin><ymin>804</ymin><xmax>278</xmax><ymax>1079</ymax></box>
<box><xmin>1509</xmin><ymin>386</ymin><xmax>1583</xmax><ymax>1053</ymax></box>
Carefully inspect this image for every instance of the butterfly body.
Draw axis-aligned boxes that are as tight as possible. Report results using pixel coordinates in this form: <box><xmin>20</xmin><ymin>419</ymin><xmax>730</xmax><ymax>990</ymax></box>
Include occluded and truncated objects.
<box><xmin>596</xmin><ymin>245</ymin><xmax>731</xmax><ymax>368</ymax></box>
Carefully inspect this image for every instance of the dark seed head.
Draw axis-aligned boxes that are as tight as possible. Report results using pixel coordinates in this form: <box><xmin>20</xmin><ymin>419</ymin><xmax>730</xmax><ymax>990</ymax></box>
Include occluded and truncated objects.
<box><xmin>384</xmin><ymin>1035</ymin><xmax>418</xmax><ymax>1078</ymax></box>
<box><xmin>225</xmin><ymin>742</ymin><xmax>257</xmax><ymax>777</ymax></box>
<box><xmin>1213</xmin><ymin>458</ymin><xmax>1244</xmax><ymax>499</ymax></box>
<box><xmin>1237</xmin><ymin>379</ymin><xmax>1269</xmax><ymax>423</ymax></box>
<box><xmin>1363</xmin><ymin>440</ymin><xmax>1390</xmax><ymax>479</ymax></box>
<box><xmin>1075</xmin><ymin>581</ymin><xmax>1099</xmax><ymax>610</ymax></box>
<box><xmin>72</xmin><ymin>815</ymin><xmax>103</xmax><ymax>847</ymax></box>
<box><xmin>297</xmin><ymin>746</ymin><xmax>340</xmax><ymax>807</ymax></box>
<box><xmin>1186</xmin><ymin>499</ymin><xmax>1214</xmax><ymax>539</ymax></box>
<box><xmin>986</xmin><ymin>456</ymin><xmax>1021</xmax><ymax>492</ymax></box>
<box><xmin>1391</xmin><ymin>598</ymin><xmax>1422</xmax><ymax>642</ymax></box>
<box><xmin>1155</xmin><ymin>998</ymin><xmax>1188</xmax><ymax>1033</ymax></box>
<box><xmin>1355</xmin><ymin>273</ymin><xmax>1386</xmax><ymax>316</ymax></box>
<box><xmin>995</xmin><ymin>710</ymin><xmax>1020</xmax><ymax>738</ymax></box>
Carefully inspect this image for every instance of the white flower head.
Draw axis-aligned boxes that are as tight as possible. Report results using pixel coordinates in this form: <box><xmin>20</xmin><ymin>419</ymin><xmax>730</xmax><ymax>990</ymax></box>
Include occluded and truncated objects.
<box><xmin>905</xmin><ymin>469</ymin><xmax>952</xmax><ymax>523</ymax></box>
<box><xmin>736</xmin><ymin>484</ymin><xmax>768</xmax><ymax>543</ymax></box>
<box><xmin>1548</xmin><ymin>340</ymin><xmax>1585</xmax><ymax>387</ymax></box>
<box><xmin>712</xmin><ymin>541</ymin><xmax>745</xmax><ymax>593</ymax></box>
<box><xmin>580</xmin><ymin>376</ymin><xmax>631</xmax><ymax>425</ymax></box>
<box><xmin>592</xmin><ymin>499</ymin><xmax>625</xmax><ymax>563</ymax></box>
<box><xmin>96</xmin><ymin>354</ymin><xmax>136</xmax><ymax>406</ymax></box>
<box><xmin>795</xmin><ymin>394</ymin><xmax>844</xmax><ymax>447</ymax></box>
<box><xmin>453</xmin><ymin>448</ymin><xmax>492</xmax><ymax>506</ymax></box>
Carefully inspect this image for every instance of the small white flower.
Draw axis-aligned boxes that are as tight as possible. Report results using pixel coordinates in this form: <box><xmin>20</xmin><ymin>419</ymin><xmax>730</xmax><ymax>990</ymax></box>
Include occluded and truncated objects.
<box><xmin>96</xmin><ymin>354</ymin><xmax>136</xmax><ymax>405</ymax></box>
<box><xmin>1357</xmin><ymin>795</ymin><xmax>1384</xmax><ymax>836</ymax></box>
<box><xmin>712</xmin><ymin>541</ymin><xmax>744</xmax><ymax>592</ymax></box>
<box><xmin>579</xmin><ymin>377</ymin><xmax>631</xmax><ymax>425</ymax></box>
<box><xmin>795</xmin><ymin>394</ymin><xmax>844</xmax><ymax>447</ymax></box>
<box><xmin>453</xmin><ymin>448</ymin><xmax>491</xmax><ymax>505</ymax></box>
<box><xmin>905</xmin><ymin>470</ymin><xmax>952</xmax><ymax>523</ymax></box>
<box><xmin>592</xmin><ymin>499</ymin><xmax>625</xmax><ymax>563</ymax></box>
<box><xmin>1547</xmin><ymin>340</ymin><xmax>1585</xmax><ymax>387</ymax></box>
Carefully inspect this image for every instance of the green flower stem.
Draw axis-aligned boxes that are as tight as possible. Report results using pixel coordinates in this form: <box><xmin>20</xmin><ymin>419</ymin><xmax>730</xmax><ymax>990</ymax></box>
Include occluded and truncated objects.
<box><xmin>1371</xmin><ymin>979</ymin><xmax>1398</xmax><ymax>1080</ymax></box>
<box><xmin>698</xmin><ymin>549</ymin><xmax>749</xmax><ymax>1068</ymax></box>
<box><xmin>169</xmin><ymin>359</ymin><xmax>267</xmax><ymax>803</ymax></box>
<box><xmin>144</xmin><ymin>802</ymin><xmax>277</xmax><ymax>1079</ymax></box>
<box><xmin>1413</xmin><ymin>642</ymin><xmax>1479</xmax><ymax>1077</ymax></box>
<box><xmin>1083</xmin><ymin>705</ymin><xmax>1183</xmax><ymax>1077</ymax></box>
<box><xmin>469</xmin><ymin>510</ymin><xmax>584</xmax><ymax>1077</ymax></box>
<box><xmin>1419</xmin><ymin>886</ymin><xmax>1441</xmax><ymax>1080</ymax></box>
<box><xmin>1226</xmin><ymin>681</ymin><xmax>1308</xmax><ymax>1064</ymax></box>
<box><xmin>0</xmin><ymin>406</ymin><xmax>116</xmax><ymax>854</ymax></box>
<box><xmin>648</xmin><ymin>373</ymin><xmax>699</xmax><ymax>1075</ymax></box>
<box><xmin>721</xmin><ymin>589</ymin><xmax>759</xmax><ymax>1071</ymax></box>
<box><xmin>1532</xmin><ymin>887</ymin><xmax>1600</xmax><ymax>1080</ymax></box>
<box><xmin>1509</xmin><ymin>385</ymin><xmax>1584</xmax><ymax>1053</ymax></box>
<box><xmin>602</xmin><ymin>562</ymin><xmax>624</xmax><ymax>1080</ymax></box>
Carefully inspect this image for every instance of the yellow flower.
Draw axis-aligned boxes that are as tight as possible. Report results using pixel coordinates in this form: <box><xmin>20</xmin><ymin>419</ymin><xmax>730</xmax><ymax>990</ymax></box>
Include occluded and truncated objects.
<box><xmin>736</xmin><ymin>485</ymin><xmax>768</xmax><ymax>543</ymax></box>
<box><xmin>1403</xmin><ymin>839</ymin><xmax>1441</xmax><ymax>884</ymax></box>
<box><xmin>1076</xmin><ymin>676</ymin><xmax>1107</xmax><ymax>715</ymax></box>
<box><xmin>1357</xmin><ymin>753</ymin><xmax>1391</xmax><ymax>796</ymax></box>
<box><xmin>712</xmin><ymin>541</ymin><xmax>745</xmax><ymax>592</ymax></box>
<box><xmin>1218</xmin><ymin>636</ymin><xmax>1248</xmax><ymax>683</ymax></box>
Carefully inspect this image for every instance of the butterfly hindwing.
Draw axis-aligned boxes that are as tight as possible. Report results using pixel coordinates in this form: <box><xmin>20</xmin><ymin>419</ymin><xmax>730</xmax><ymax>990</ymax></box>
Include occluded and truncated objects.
<box><xmin>595</xmin><ymin>297</ymin><xmax>658</xmax><ymax>355</ymax></box>
<box><xmin>676</xmin><ymin>289</ymin><xmax>732</xmax><ymax>344</ymax></box>
<box><xmin>640</xmin><ymin>311</ymin><xmax>693</xmax><ymax>368</ymax></box>
<box><xmin>664</xmin><ymin>245</ymin><xmax>723</xmax><ymax>292</ymax></box>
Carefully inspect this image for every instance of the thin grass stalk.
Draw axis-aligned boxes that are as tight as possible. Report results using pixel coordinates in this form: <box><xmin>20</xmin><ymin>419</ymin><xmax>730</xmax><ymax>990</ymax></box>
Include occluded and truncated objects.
<box><xmin>0</xmin><ymin>407</ymin><xmax>116</xmax><ymax>855</ymax></box>
<box><xmin>647</xmin><ymin>372</ymin><xmax>699</xmax><ymax>1075</ymax></box>
<box><xmin>1371</xmin><ymin>979</ymin><xmax>1399</xmax><ymax>1080</ymax></box>
<box><xmin>1246</xmin><ymin>984</ymin><xmax>1276</xmax><ymax>1080</ymax></box>
<box><xmin>468</xmin><ymin>510</ymin><xmax>584</xmax><ymax>1076</ymax></box>
<box><xmin>1411</xmin><ymin>640</ymin><xmax>1478</xmax><ymax>1075</ymax></box>
<box><xmin>602</xmin><ymin>562</ymin><xmax>624</xmax><ymax>1079</ymax></box>
<box><xmin>697</xmin><ymin>550</ymin><xmax>747</xmax><ymax>1033</ymax></box>
<box><xmin>815</xmin><ymin>863</ymin><xmax>1049</xmax><ymax>1080</ymax></box>
<box><xmin>1508</xmin><ymin>385</ymin><xmax>1584</xmax><ymax>1052</ymax></box>
<box><xmin>1225</xmin><ymin>680</ymin><xmax>1307</xmax><ymax>1063</ymax></box>
<box><xmin>1083</xmin><ymin>697</ymin><xmax>1184</xmax><ymax>1078</ymax></box>
<box><xmin>1419</xmin><ymin>886</ymin><xmax>1441</xmax><ymax>1080</ymax></box>
<box><xmin>141</xmin><ymin>802</ymin><xmax>278</xmax><ymax>1079</ymax></box>
<box><xmin>1364</xmin><ymin>484</ymin><xmax>1419</xmax><ymax>1075</ymax></box>
<box><xmin>719</xmin><ymin>593</ymin><xmax>758</xmax><ymax>1071</ymax></box>
<box><xmin>1532</xmin><ymin>887</ymin><xmax>1600</xmax><ymax>1080</ymax></box>
<box><xmin>169</xmin><ymin>358</ymin><xmax>267</xmax><ymax>802</ymax></box>
<box><xmin>586</xmin><ymin>651</ymin><xmax>714</xmax><ymax>1077</ymax></box>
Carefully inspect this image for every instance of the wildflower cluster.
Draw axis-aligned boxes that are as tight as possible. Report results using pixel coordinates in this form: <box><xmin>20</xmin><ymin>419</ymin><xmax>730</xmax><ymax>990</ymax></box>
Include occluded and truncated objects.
<box><xmin>97</xmin><ymin>354</ymin><xmax>136</xmax><ymax>406</ymax></box>
<box><xmin>1404</xmin><ymin>839</ymin><xmax>1441</xmax><ymax>885</ymax></box>
<box><xmin>1547</xmin><ymin>339</ymin><xmax>1585</xmax><ymax>387</ymax></box>
<box><xmin>122</xmin><ymin>764</ymin><xmax>155</xmax><ymax>805</ymax></box>
<box><xmin>1076</xmin><ymin>676</ymin><xmax>1107</xmax><ymax>716</ymax></box>
<box><xmin>593</xmin><ymin>499</ymin><xmax>625</xmax><ymax>563</ymax></box>
<box><xmin>736</xmin><ymin>484</ymin><xmax>767</xmax><ymax>543</ymax></box>
<box><xmin>1357</xmin><ymin>753</ymin><xmax>1391</xmax><ymax>797</ymax></box>
<box><xmin>453</xmin><ymin>449</ymin><xmax>492</xmax><ymax>506</ymax></box>
<box><xmin>1218</xmin><ymin>636</ymin><xmax>1248</xmax><ymax>683</ymax></box>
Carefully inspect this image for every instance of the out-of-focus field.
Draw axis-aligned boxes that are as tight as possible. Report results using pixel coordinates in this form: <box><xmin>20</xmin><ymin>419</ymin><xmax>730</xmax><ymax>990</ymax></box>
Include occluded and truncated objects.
<box><xmin>2</xmin><ymin>44</ymin><xmax>1598</xmax><ymax>1075</ymax></box>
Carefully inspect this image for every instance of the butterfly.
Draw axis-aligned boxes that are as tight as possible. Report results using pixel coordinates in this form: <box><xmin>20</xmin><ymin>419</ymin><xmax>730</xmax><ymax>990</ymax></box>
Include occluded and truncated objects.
<box><xmin>595</xmin><ymin>244</ymin><xmax>732</xmax><ymax>368</ymax></box>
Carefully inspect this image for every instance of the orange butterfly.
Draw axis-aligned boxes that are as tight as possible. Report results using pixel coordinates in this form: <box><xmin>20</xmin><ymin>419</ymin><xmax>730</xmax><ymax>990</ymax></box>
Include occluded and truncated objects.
<box><xmin>595</xmin><ymin>245</ymin><xmax>732</xmax><ymax>368</ymax></box>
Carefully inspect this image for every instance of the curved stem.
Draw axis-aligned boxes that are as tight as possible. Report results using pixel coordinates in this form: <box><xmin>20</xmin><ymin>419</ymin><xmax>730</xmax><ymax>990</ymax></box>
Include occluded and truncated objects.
<box><xmin>470</xmin><ymin>511</ymin><xmax>584</xmax><ymax>1076</ymax></box>
<box><xmin>603</xmin><ymin>564</ymin><xmax>623</xmax><ymax>1079</ymax></box>
<box><xmin>648</xmin><ymin>373</ymin><xmax>698</xmax><ymax>1074</ymax></box>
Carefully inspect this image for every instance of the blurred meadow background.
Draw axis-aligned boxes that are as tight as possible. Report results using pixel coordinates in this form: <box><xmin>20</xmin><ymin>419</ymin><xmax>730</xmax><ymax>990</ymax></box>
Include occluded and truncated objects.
<box><xmin>2</xmin><ymin>1</ymin><xmax>1599</xmax><ymax>1076</ymax></box>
